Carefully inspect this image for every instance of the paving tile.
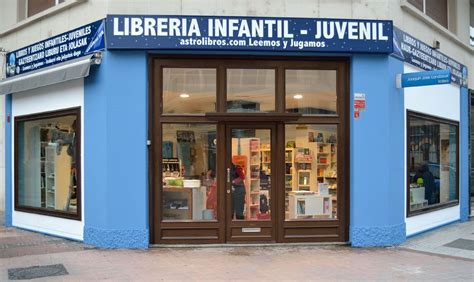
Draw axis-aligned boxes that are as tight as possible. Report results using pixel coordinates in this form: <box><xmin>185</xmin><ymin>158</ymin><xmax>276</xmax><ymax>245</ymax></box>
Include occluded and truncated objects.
<box><xmin>444</xmin><ymin>238</ymin><xmax>474</xmax><ymax>251</ymax></box>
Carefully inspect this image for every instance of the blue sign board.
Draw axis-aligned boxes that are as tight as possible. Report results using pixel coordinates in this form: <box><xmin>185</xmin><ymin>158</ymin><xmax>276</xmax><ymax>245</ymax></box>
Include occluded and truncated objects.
<box><xmin>392</xmin><ymin>27</ymin><xmax>467</xmax><ymax>87</ymax></box>
<box><xmin>106</xmin><ymin>15</ymin><xmax>393</xmax><ymax>53</ymax></box>
<box><xmin>398</xmin><ymin>69</ymin><xmax>451</xmax><ymax>88</ymax></box>
<box><xmin>5</xmin><ymin>19</ymin><xmax>105</xmax><ymax>78</ymax></box>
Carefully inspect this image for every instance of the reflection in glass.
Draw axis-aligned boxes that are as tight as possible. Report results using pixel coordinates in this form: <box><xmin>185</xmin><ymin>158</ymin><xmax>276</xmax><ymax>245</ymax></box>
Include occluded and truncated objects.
<box><xmin>163</xmin><ymin>68</ymin><xmax>216</xmax><ymax>114</ymax></box>
<box><xmin>408</xmin><ymin>116</ymin><xmax>458</xmax><ymax>213</ymax></box>
<box><xmin>286</xmin><ymin>70</ymin><xmax>337</xmax><ymax>115</ymax></box>
<box><xmin>17</xmin><ymin>113</ymin><xmax>79</xmax><ymax>214</ymax></box>
<box><xmin>227</xmin><ymin>69</ymin><xmax>275</xmax><ymax>112</ymax></box>
<box><xmin>162</xmin><ymin>124</ymin><xmax>217</xmax><ymax>221</ymax></box>
<box><xmin>285</xmin><ymin>124</ymin><xmax>338</xmax><ymax>220</ymax></box>
<box><xmin>231</xmin><ymin>129</ymin><xmax>271</xmax><ymax>220</ymax></box>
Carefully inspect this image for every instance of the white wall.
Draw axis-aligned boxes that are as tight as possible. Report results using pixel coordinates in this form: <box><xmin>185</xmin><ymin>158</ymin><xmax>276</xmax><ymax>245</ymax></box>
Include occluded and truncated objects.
<box><xmin>11</xmin><ymin>78</ymin><xmax>84</xmax><ymax>240</ymax></box>
<box><xmin>404</xmin><ymin>64</ymin><xmax>461</xmax><ymax>236</ymax></box>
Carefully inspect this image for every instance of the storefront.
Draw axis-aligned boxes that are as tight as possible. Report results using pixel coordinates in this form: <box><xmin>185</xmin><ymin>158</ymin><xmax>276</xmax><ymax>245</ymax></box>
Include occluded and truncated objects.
<box><xmin>1</xmin><ymin>15</ymin><xmax>470</xmax><ymax>248</ymax></box>
<box><xmin>149</xmin><ymin>57</ymin><xmax>349</xmax><ymax>243</ymax></box>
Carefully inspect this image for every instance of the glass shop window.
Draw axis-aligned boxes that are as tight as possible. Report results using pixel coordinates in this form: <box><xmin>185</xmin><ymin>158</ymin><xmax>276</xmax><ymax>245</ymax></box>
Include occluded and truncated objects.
<box><xmin>162</xmin><ymin>123</ymin><xmax>217</xmax><ymax>221</ymax></box>
<box><xmin>286</xmin><ymin>70</ymin><xmax>337</xmax><ymax>115</ymax></box>
<box><xmin>16</xmin><ymin>109</ymin><xmax>80</xmax><ymax>219</ymax></box>
<box><xmin>407</xmin><ymin>113</ymin><xmax>459</xmax><ymax>215</ymax></box>
<box><xmin>162</xmin><ymin>68</ymin><xmax>217</xmax><ymax>114</ymax></box>
<box><xmin>227</xmin><ymin>69</ymin><xmax>275</xmax><ymax>113</ymax></box>
<box><xmin>284</xmin><ymin>124</ymin><xmax>338</xmax><ymax>220</ymax></box>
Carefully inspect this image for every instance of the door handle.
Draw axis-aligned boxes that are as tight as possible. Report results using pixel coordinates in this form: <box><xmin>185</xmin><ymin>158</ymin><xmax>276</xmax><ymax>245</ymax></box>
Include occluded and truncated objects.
<box><xmin>227</xmin><ymin>168</ymin><xmax>231</xmax><ymax>194</ymax></box>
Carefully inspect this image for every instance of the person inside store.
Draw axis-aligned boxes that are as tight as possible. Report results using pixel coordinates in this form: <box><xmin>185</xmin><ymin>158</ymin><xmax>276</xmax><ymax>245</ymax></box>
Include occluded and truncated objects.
<box><xmin>205</xmin><ymin>169</ymin><xmax>217</xmax><ymax>219</ymax></box>
<box><xmin>232</xmin><ymin>164</ymin><xmax>246</xmax><ymax>220</ymax></box>
<box><xmin>414</xmin><ymin>163</ymin><xmax>438</xmax><ymax>205</ymax></box>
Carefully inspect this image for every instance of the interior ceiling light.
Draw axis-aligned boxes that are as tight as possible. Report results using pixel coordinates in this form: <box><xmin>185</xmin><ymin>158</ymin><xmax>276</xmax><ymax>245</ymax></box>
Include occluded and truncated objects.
<box><xmin>293</xmin><ymin>94</ymin><xmax>303</xmax><ymax>99</ymax></box>
<box><xmin>180</xmin><ymin>93</ymin><xmax>190</xmax><ymax>98</ymax></box>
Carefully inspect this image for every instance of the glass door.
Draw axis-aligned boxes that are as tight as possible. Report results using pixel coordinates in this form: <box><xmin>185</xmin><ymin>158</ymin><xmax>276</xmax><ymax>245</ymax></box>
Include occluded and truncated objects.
<box><xmin>225</xmin><ymin>124</ymin><xmax>276</xmax><ymax>242</ymax></box>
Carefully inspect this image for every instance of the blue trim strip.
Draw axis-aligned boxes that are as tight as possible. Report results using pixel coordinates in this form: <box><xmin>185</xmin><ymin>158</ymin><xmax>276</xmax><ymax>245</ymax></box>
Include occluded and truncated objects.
<box><xmin>460</xmin><ymin>87</ymin><xmax>469</xmax><ymax>222</ymax></box>
<box><xmin>5</xmin><ymin>94</ymin><xmax>12</xmax><ymax>227</ymax></box>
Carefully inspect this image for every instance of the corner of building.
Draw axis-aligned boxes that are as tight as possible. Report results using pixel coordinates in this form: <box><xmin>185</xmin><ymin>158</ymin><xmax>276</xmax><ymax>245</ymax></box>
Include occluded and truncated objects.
<box><xmin>349</xmin><ymin>54</ymin><xmax>406</xmax><ymax>247</ymax></box>
<box><xmin>83</xmin><ymin>50</ymin><xmax>149</xmax><ymax>248</ymax></box>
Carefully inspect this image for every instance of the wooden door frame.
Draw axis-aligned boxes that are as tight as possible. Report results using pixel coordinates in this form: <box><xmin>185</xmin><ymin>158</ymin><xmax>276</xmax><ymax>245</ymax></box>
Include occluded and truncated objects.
<box><xmin>149</xmin><ymin>55</ymin><xmax>350</xmax><ymax>244</ymax></box>
<box><xmin>224</xmin><ymin>122</ymin><xmax>278</xmax><ymax>242</ymax></box>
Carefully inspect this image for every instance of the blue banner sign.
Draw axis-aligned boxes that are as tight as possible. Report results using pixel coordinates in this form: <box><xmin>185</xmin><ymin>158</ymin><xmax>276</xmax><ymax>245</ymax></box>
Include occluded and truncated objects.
<box><xmin>392</xmin><ymin>27</ymin><xmax>467</xmax><ymax>87</ymax></box>
<box><xmin>106</xmin><ymin>15</ymin><xmax>393</xmax><ymax>53</ymax></box>
<box><xmin>5</xmin><ymin>19</ymin><xmax>105</xmax><ymax>78</ymax></box>
<box><xmin>397</xmin><ymin>69</ymin><xmax>451</xmax><ymax>88</ymax></box>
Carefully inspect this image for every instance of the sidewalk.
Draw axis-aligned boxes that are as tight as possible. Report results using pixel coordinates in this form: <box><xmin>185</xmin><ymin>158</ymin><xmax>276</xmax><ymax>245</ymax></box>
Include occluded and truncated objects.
<box><xmin>1</xmin><ymin>216</ymin><xmax>473</xmax><ymax>280</ymax></box>
<box><xmin>401</xmin><ymin>219</ymin><xmax>474</xmax><ymax>260</ymax></box>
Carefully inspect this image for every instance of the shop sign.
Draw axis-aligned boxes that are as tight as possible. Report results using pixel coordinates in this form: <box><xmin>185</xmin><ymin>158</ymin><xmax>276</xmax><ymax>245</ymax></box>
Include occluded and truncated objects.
<box><xmin>106</xmin><ymin>15</ymin><xmax>393</xmax><ymax>53</ymax></box>
<box><xmin>396</xmin><ymin>69</ymin><xmax>451</xmax><ymax>88</ymax></box>
<box><xmin>392</xmin><ymin>27</ymin><xmax>468</xmax><ymax>87</ymax></box>
<box><xmin>5</xmin><ymin>19</ymin><xmax>105</xmax><ymax>78</ymax></box>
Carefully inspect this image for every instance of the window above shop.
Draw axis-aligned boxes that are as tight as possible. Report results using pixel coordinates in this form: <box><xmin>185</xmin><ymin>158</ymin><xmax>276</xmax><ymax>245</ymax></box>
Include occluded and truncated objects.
<box><xmin>27</xmin><ymin>0</ymin><xmax>65</xmax><ymax>17</ymax></box>
<box><xmin>0</xmin><ymin>0</ymin><xmax>85</xmax><ymax>36</ymax></box>
<box><xmin>17</xmin><ymin>0</ymin><xmax>66</xmax><ymax>20</ymax></box>
<box><xmin>407</xmin><ymin>111</ymin><xmax>459</xmax><ymax>217</ymax></box>
<box><xmin>408</xmin><ymin>0</ymin><xmax>448</xmax><ymax>28</ymax></box>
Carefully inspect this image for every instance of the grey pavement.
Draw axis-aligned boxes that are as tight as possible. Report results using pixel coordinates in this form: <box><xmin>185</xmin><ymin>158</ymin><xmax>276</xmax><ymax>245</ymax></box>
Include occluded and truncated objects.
<box><xmin>402</xmin><ymin>218</ymin><xmax>474</xmax><ymax>260</ymax></box>
<box><xmin>1</xmin><ymin>212</ymin><xmax>473</xmax><ymax>281</ymax></box>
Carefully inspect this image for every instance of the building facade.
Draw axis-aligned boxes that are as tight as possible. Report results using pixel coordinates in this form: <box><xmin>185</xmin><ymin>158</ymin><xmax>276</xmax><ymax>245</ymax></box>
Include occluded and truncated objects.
<box><xmin>0</xmin><ymin>0</ymin><xmax>473</xmax><ymax>248</ymax></box>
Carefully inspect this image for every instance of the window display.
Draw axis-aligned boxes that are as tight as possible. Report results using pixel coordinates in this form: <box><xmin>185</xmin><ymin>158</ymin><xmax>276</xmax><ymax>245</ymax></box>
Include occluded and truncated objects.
<box><xmin>161</xmin><ymin>124</ymin><xmax>217</xmax><ymax>221</ymax></box>
<box><xmin>285</xmin><ymin>124</ymin><xmax>338</xmax><ymax>220</ymax></box>
<box><xmin>16</xmin><ymin>108</ymin><xmax>80</xmax><ymax>218</ymax></box>
<box><xmin>407</xmin><ymin>112</ymin><xmax>459</xmax><ymax>215</ymax></box>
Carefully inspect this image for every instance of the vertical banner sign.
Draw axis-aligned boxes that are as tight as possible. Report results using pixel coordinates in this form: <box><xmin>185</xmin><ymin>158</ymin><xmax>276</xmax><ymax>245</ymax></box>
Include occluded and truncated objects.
<box><xmin>354</xmin><ymin>93</ymin><xmax>365</xmax><ymax>120</ymax></box>
<box><xmin>392</xmin><ymin>26</ymin><xmax>467</xmax><ymax>87</ymax></box>
<box><xmin>5</xmin><ymin>19</ymin><xmax>105</xmax><ymax>78</ymax></box>
<box><xmin>354</xmin><ymin>93</ymin><xmax>366</xmax><ymax>111</ymax></box>
<box><xmin>106</xmin><ymin>15</ymin><xmax>393</xmax><ymax>53</ymax></box>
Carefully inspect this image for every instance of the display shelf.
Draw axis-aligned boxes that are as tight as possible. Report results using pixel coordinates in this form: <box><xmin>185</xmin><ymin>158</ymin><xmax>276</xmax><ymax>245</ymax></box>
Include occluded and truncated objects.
<box><xmin>44</xmin><ymin>143</ymin><xmax>72</xmax><ymax>211</ymax></box>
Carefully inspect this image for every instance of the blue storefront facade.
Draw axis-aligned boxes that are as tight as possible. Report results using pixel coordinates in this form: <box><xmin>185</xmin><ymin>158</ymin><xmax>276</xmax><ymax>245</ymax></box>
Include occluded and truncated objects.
<box><xmin>1</xmin><ymin>15</ymin><xmax>470</xmax><ymax>248</ymax></box>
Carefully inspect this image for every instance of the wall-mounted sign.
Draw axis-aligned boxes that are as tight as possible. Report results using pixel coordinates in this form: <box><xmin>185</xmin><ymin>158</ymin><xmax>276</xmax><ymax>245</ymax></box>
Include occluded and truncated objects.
<box><xmin>354</xmin><ymin>93</ymin><xmax>366</xmax><ymax>111</ymax></box>
<box><xmin>396</xmin><ymin>69</ymin><xmax>451</xmax><ymax>88</ymax></box>
<box><xmin>106</xmin><ymin>15</ymin><xmax>393</xmax><ymax>53</ymax></box>
<box><xmin>5</xmin><ymin>19</ymin><xmax>105</xmax><ymax>78</ymax></box>
<box><xmin>353</xmin><ymin>92</ymin><xmax>365</xmax><ymax>120</ymax></box>
<box><xmin>392</xmin><ymin>27</ymin><xmax>467</xmax><ymax>87</ymax></box>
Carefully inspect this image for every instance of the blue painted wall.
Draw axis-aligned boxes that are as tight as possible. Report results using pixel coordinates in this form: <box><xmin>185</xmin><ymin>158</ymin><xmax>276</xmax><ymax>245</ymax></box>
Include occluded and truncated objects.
<box><xmin>350</xmin><ymin>55</ymin><xmax>406</xmax><ymax>246</ymax></box>
<box><xmin>460</xmin><ymin>87</ymin><xmax>469</xmax><ymax>222</ymax></box>
<box><xmin>4</xmin><ymin>94</ymin><xmax>12</xmax><ymax>226</ymax></box>
<box><xmin>83</xmin><ymin>51</ymin><xmax>149</xmax><ymax>248</ymax></box>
